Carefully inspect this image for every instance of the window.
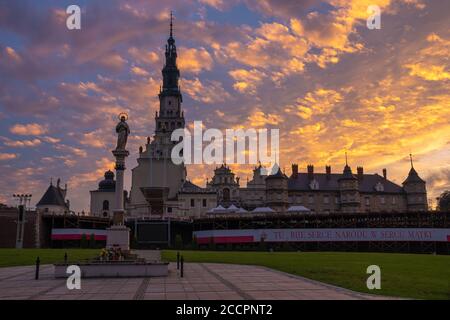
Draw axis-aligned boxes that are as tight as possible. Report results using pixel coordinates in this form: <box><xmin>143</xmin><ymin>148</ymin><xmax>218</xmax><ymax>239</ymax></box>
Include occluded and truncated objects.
<box><xmin>102</xmin><ymin>200</ymin><xmax>109</xmax><ymax>211</ymax></box>
<box><xmin>308</xmin><ymin>195</ymin><xmax>314</xmax><ymax>204</ymax></box>
<box><xmin>202</xmin><ymin>199</ymin><xmax>207</xmax><ymax>207</ymax></box>
<box><xmin>380</xmin><ymin>196</ymin><xmax>385</xmax><ymax>205</ymax></box>
<box><xmin>392</xmin><ymin>197</ymin><xmax>396</xmax><ymax>205</ymax></box>
<box><xmin>190</xmin><ymin>199</ymin><xmax>195</xmax><ymax>207</ymax></box>
<box><xmin>223</xmin><ymin>188</ymin><xmax>230</xmax><ymax>201</ymax></box>
<box><xmin>167</xmin><ymin>207</ymin><xmax>172</xmax><ymax>213</ymax></box>
<box><xmin>323</xmin><ymin>195</ymin><xmax>330</xmax><ymax>204</ymax></box>
<box><xmin>375</xmin><ymin>182</ymin><xmax>385</xmax><ymax>192</ymax></box>
<box><xmin>365</xmin><ymin>197</ymin><xmax>370</xmax><ymax>206</ymax></box>
<box><xmin>103</xmin><ymin>211</ymin><xmax>108</xmax><ymax>217</ymax></box>
<box><xmin>309</xmin><ymin>179</ymin><xmax>319</xmax><ymax>190</ymax></box>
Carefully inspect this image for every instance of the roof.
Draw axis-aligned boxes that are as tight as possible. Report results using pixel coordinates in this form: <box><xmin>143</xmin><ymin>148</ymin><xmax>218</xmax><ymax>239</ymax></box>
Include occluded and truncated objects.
<box><xmin>288</xmin><ymin>172</ymin><xmax>404</xmax><ymax>193</ymax></box>
<box><xmin>98</xmin><ymin>170</ymin><xmax>115</xmax><ymax>191</ymax></box>
<box><xmin>36</xmin><ymin>184</ymin><xmax>68</xmax><ymax>208</ymax></box>
<box><xmin>402</xmin><ymin>167</ymin><xmax>425</xmax><ymax>184</ymax></box>
<box><xmin>266</xmin><ymin>167</ymin><xmax>287</xmax><ymax>180</ymax></box>
<box><xmin>180</xmin><ymin>180</ymin><xmax>215</xmax><ymax>194</ymax></box>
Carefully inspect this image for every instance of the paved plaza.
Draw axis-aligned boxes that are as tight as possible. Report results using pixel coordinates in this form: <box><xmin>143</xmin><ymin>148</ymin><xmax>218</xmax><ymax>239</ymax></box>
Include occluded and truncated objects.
<box><xmin>0</xmin><ymin>260</ymin><xmax>394</xmax><ymax>300</ymax></box>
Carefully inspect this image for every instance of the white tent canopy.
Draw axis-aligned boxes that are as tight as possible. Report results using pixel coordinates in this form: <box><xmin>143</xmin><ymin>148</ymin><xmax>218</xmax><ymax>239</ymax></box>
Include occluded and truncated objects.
<box><xmin>287</xmin><ymin>205</ymin><xmax>311</xmax><ymax>213</ymax></box>
<box><xmin>237</xmin><ymin>207</ymin><xmax>248</xmax><ymax>213</ymax></box>
<box><xmin>252</xmin><ymin>207</ymin><xmax>275</xmax><ymax>213</ymax></box>
<box><xmin>207</xmin><ymin>205</ymin><xmax>228</xmax><ymax>214</ymax></box>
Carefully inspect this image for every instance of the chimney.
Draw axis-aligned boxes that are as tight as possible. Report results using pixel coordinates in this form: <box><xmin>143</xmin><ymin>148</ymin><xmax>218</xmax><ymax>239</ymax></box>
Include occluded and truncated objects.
<box><xmin>307</xmin><ymin>164</ymin><xmax>314</xmax><ymax>180</ymax></box>
<box><xmin>326</xmin><ymin>165</ymin><xmax>331</xmax><ymax>180</ymax></box>
<box><xmin>357</xmin><ymin>166</ymin><xmax>364</xmax><ymax>180</ymax></box>
<box><xmin>383</xmin><ymin>168</ymin><xmax>387</xmax><ymax>179</ymax></box>
<box><xmin>292</xmin><ymin>164</ymin><xmax>298</xmax><ymax>179</ymax></box>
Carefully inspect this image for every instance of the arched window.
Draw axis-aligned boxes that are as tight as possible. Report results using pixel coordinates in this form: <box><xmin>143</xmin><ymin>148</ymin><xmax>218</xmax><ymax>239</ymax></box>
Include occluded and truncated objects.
<box><xmin>102</xmin><ymin>200</ymin><xmax>109</xmax><ymax>211</ymax></box>
<box><xmin>223</xmin><ymin>188</ymin><xmax>230</xmax><ymax>201</ymax></box>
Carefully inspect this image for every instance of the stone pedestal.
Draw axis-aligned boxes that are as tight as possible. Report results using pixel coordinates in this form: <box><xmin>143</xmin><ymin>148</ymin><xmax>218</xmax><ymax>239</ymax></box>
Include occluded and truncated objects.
<box><xmin>106</xmin><ymin>224</ymin><xmax>130</xmax><ymax>251</ymax></box>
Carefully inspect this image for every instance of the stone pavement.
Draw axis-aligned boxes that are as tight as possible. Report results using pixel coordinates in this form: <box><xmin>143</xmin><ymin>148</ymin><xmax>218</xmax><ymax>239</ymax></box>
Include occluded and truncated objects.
<box><xmin>0</xmin><ymin>262</ymin><xmax>395</xmax><ymax>300</ymax></box>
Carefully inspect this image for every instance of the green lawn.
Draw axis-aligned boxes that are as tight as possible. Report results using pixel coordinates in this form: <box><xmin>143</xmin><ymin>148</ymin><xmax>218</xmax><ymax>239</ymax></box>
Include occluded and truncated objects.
<box><xmin>162</xmin><ymin>250</ymin><xmax>450</xmax><ymax>300</ymax></box>
<box><xmin>0</xmin><ymin>249</ymin><xmax>99</xmax><ymax>268</ymax></box>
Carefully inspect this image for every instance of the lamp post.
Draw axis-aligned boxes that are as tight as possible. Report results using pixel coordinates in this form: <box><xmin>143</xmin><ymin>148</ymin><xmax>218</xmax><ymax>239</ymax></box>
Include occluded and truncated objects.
<box><xmin>13</xmin><ymin>194</ymin><xmax>32</xmax><ymax>249</ymax></box>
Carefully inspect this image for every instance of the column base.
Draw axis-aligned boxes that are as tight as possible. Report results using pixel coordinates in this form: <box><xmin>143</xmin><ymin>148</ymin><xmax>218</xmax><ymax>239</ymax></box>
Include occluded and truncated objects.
<box><xmin>106</xmin><ymin>225</ymin><xmax>130</xmax><ymax>252</ymax></box>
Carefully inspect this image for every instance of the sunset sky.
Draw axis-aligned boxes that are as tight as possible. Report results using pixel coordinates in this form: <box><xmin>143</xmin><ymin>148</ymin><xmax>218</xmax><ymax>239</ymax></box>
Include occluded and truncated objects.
<box><xmin>0</xmin><ymin>0</ymin><xmax>449</xmax><ymax>211</ymax></box>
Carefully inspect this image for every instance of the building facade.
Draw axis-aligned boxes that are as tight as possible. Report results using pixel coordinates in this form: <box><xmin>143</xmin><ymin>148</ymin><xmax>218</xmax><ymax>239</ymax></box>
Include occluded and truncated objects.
<box><xmin>36</xmin><ymin>179</ymin><xmax>70</xmax><ymax>215</ymax></box>
<box><xmin>89</xmin><ymin>18</ymin><xmax>428</xmax><ymax>218</ymax></box>
<box><xmin>237</xmin><ymin>162</ymin><xmax>427</xmax><ymax>214</ymax></box>
<box><xmin>90</xmin><ymin>170</ymin><xmax>116</xmax><ymax>218</ymax></box>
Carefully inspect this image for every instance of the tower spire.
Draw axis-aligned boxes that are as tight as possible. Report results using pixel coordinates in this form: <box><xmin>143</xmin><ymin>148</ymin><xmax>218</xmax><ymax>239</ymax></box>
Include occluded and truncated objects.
<box><xmin>345</xmin><ymin>151</ymin><xmax>348</xmax><ymax>166</ymax></box>
<box><xmin>410</xmin><ymin>153</ymin><xmax>414</xmax><ymax>169</ymax></box>
<box><xmin>170</xmin><ymin>11</ymin><xmax>173</xmax><ymax>38</ymax></box>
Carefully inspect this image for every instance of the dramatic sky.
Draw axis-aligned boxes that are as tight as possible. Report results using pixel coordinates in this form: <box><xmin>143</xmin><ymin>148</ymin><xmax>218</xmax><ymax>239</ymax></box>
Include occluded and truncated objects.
<box><xmin>0</xmin><ymin>0</ymin><xmax>449</xmax><ymax>211</ymax></box>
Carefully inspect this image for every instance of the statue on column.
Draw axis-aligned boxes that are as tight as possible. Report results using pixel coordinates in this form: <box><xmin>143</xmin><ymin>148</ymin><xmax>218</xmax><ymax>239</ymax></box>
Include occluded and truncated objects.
<box><xmin>115</xmin><ymin>113</ymin><xmax>130</xmax><ymax>151</ymax></box>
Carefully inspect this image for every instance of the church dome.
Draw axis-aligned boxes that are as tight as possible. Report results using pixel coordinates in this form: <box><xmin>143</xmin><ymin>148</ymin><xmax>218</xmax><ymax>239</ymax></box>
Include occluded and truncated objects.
<box><xmin>98</xmin><ymin>170</ymin><xmax>115</xmax><ymax>191</ymax></box>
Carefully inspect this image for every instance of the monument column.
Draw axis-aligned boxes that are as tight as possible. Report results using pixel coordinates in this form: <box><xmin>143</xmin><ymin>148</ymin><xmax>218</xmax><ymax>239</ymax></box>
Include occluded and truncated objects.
<box><xmin>106</xmin><ymin>113</ymin><xmax>131</xmax><ymax>251</ymax></box>
<box><xmin>112</xmin><ymin>149</ymin><xmax>129</xmax><ymax>223</ymax></box>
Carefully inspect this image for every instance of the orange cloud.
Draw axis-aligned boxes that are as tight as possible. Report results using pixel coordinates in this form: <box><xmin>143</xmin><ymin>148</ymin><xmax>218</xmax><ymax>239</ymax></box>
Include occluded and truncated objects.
<box><xmin>229</xmin><ymin>68</ymin><xmax>266</xmax><ymax>94</ymax></box>
<box><xmin>10</xmin><ymin>123</ymin><xmax>48</xmax><ymax>136</ymax></box>
<box><xmin>0</xmin><ymin>153</ymin><xmax>18</xmax><ymax>161</ymax></box>
<box><xmin>178</xmin><ymin>47</ymin><xmax>213</xmax><ymax>74</ymax></box>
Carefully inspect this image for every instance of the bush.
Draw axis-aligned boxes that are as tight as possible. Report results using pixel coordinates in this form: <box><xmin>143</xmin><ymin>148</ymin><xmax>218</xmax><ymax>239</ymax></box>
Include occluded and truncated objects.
<box><xmin>259</xmin><ymin>239</ymin><xmax>266</xmax><ymax>251</ymax></box>
<box><xmin>89</xmin><ymin>233</ymin><xmax>96</xmax><ymax>248</ymax></box>
<box><xmin>208</xmin><ymin>237</ymin><xmax>216</xmax><ymax>251</ymax></box>
<box><xmin>191</xmin><ymin>235</ymin><xmax>198</xmax><ymax>250</ymax></box>
<box><xmin>174</xmin><ymin>234</ymin><xmax>183</xmax><ymax>250</ymax></box>
<box><xmin>282</xmin><ymin>242</ymin><xmax>292</xmax><ymax>251</ymax></box>
<box><xmin>130</xmin><ymin>235</ymin><xmax>138</xmax><ymax>249</ymax></box>
<box><xmin>80</xmin><ymin>234</ymin><xmax>88</xmax><ymax>248</ymax></box>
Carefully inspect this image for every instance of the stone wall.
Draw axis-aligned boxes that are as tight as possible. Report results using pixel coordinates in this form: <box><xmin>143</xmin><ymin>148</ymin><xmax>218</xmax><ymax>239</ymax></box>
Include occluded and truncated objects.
<box><xmin>0</xmin><ymin>207</ymin><xmax>38</xmax><ymax>248</ymax></box>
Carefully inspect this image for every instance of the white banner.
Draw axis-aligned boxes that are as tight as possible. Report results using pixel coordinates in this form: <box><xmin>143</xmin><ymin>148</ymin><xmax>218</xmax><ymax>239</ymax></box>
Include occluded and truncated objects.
<box><xmin>194</xmin><ymin>228</ymin><xmax>450</xmax><ymax>243</ymax></box>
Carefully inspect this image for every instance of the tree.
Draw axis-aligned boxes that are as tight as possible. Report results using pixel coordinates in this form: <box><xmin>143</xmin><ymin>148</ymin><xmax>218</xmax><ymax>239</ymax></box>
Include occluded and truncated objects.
<box><xmin>437</xmin><ymin>191</ymin><xmax>450</xmax><ymax>211</ymax></box>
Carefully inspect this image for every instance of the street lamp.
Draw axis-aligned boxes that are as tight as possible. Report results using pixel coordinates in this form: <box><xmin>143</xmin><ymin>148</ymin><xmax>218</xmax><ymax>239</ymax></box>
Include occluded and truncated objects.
<box><xmin>12</xmin><ymin>194</ymin><xmax>32</xmax><ymax>249</ymax></box>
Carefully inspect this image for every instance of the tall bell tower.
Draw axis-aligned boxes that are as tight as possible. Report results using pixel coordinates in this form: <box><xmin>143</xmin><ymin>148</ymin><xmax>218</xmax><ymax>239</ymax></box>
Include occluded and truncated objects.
<box><xmin>129</xmin><ymin>13</ymin><xmax>187</xmax><ymax>216</ymax></box>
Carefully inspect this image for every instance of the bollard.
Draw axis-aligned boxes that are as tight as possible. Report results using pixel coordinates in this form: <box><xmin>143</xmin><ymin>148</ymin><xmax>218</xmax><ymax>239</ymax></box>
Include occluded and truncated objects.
<box><xmin>180</xmin><ymin>256</ymin><xmax>184</xmax><ymax>278</ymax></box>
<box><xmin>35</xmin><ymin>256</ymin><xmax>40</xmax><ymax>280</ymax></box>
<box><xmin>64</xmin><ymin>252</ymin><xmax>68</xmax><ymax>265</ymax></box>
<box><xmin>177</xmin><ymin>251</ymin><xmax>180</xmax><ymax>270</ymax></box>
